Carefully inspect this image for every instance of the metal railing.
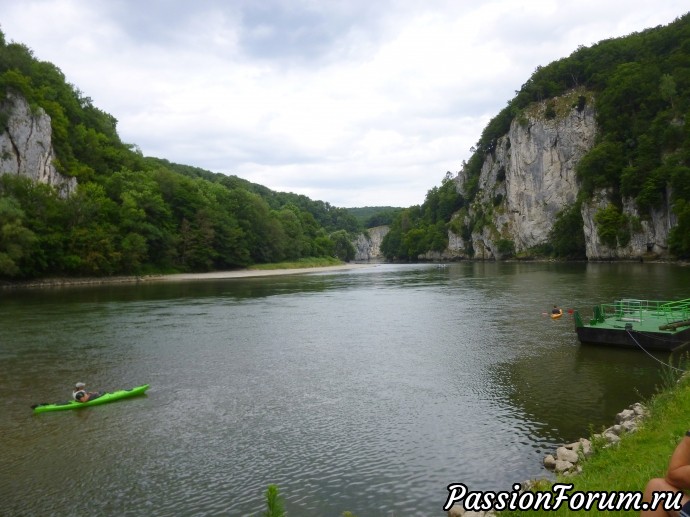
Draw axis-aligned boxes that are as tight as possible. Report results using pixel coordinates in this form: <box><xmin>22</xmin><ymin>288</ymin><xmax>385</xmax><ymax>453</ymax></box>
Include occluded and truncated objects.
<box><xmin>587</xmin><ymin>298</ymin><xmax>690</xmax><ymax>326</ymax></box>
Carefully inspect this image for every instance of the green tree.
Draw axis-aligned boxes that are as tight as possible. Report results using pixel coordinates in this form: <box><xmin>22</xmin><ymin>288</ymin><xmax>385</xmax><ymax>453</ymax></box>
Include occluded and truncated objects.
<box><xmin>0</xmin><ymin>196</ymin><xmax>37</xmax><ymax>277</ymax></box>
<box><xmin>669</xmin><ymin>165</ymin><xmax>690</xmax><ymax>257</ymax></box>
<box><xmin>403</xmin><ymin>228</ymin><xmax>428</xmax><ymax>258</ymax></box>
<box><xmin>105</xmin><ymin>169</ymin><xmax>175</xmax><ymax>269</ymax></box>
<box><xmin>313</xmin><ymin>234</ymin><xmax>335</xmax><ymax>257</ymax></box>
<box><xmin>330</xmin><ymin>230</ymin><xmax>355</xmax><ymax>261</ymax></box>
<box><xmin>576</xmin><ymin>140</ymin><xmax>625</xmax><ymax>195</ymax></box>
<box><xmin>669</xmin><ymin>199</ymin><xmax>690</xmax><ymax>258</ymax></box>
<box><xmin>594</xmin><ymin>204</ymin><xmax>630</xmax><ymax>249</ymax></box>
<box><xmin>0</xmin><ymin>175</ymin><xmax>68</xmax><ymax>275</ymax></box>
<box><xmin>548</xmin><ymin>203</ymin><xmax>586</xmax><ymax>258</ymax></box>
<box><xmin>429</xmin><ymin>221</ymin><xmax>448</xmax><ymax>252</ymax></box>
<box><xmin>275</xmin><ymin>206</ymin><xmax>305</xmax><ymax>260</ymax></box>
<box><xmin>660</xmin><ymin>73</ymin><xmax>677</xmax><ymax>112</ymax></box>
<box><xmin>380</xmin><ymin>223</ymin><xmax>403</xmax><ymax>260</ymax></box>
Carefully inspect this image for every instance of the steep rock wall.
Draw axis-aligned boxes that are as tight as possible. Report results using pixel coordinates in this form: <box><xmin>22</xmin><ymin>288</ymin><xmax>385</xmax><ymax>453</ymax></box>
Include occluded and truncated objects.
<box><xmin>453</xmin><ymin>96</ymin><xmax>596</xmax><ymax>259</ymax></box>
<box><xmin>449</xmin><ymin>91</ymin><xmax>676</xmax><ymax>260</ymax></box>
<box><xmin>353</xmin><ymin>225</ymin><xmax>389</xmax><ymax>261</ymax></box>
<box><xmin>581</xmin><ymin>188</ymin><xmax>675</xmax><ymax>259</ymax></box>
<box><xmin>0</xmin><ymin>92</ymin><xmax>77</xmax><ymax>196</ymax></box>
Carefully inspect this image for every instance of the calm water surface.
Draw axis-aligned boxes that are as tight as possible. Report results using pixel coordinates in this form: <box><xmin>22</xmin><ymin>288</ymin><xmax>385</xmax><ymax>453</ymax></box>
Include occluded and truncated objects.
<box><xmin>2</xmin><ymin>262</ymin><xmax>689</xmax><ymax>516</ymax></box>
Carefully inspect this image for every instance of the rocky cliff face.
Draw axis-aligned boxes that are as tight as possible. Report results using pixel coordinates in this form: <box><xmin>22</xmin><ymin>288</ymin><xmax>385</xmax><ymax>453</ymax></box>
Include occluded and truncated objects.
<box><xmin>353</xmin><ymin>225</ymin><xmax>389</xmax><ymax>261</ymax></box>
<box><xmin>581</xmin><ymin>188</ymin><xmax>675</xmax><ymax>259</ymax></box>
<box><xmin>0</xmin><ymin>92</ymin><xmax>77</xmax><ymax>196</ymax></box>
<box><xmin>449</xmin><ymin>91</ymin><xmax>675</xmax><ymax>260</ymax></box>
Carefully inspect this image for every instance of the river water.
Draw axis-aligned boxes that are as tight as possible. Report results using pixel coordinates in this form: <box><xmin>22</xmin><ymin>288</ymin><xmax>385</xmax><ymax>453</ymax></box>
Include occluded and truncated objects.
<box><xmin>1</xmin><ymin>262</ymin><xmax>689</xmax><ymax>516</ymax></box>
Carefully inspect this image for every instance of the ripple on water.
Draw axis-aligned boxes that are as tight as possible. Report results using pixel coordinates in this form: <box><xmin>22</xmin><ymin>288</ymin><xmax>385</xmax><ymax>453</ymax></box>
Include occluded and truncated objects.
<box><xmin>2</xmin><ymin>263</ymin><xmax>685</xmax><ymax>516</ymax></box>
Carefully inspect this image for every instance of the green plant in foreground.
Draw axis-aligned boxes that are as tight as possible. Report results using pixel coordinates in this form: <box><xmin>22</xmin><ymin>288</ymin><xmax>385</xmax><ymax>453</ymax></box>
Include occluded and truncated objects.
<box><xmin>656</xmin><ymin>352</ymin><xmax>690</xmax><ymax>393</ymax></box>
<box><xmin>263</xmin><ymin>484</ymin><xmax>285</xmax><ymax>517</ymax></box>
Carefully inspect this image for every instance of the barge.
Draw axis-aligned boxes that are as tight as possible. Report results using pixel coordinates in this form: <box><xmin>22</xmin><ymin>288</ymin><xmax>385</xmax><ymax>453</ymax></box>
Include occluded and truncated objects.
<box><xmin>574</xmin><ymin>298</ymin><xmax>690</xmax><ymax>351</ymax></box>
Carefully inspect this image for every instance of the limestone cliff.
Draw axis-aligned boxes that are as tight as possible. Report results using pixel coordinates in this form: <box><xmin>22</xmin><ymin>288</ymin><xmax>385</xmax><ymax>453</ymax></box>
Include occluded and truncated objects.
<box><xmin>449</xmin><ymin>90</ymin><xmax>675</xmax><ymax>261</ymax></box>
<box><xmin>0</xmin><ymin>92</ymin><xmax>76</xmax><ymax>196</ymax></box>
<box><xmin>353</xmin><ymin>225</ymin><xmax>389</xmax><ymax>261</ymax></box>
<box><xmin>581</xmin><ymin>188</ymin><xmax>675</xmax><ymax>259</ymax></box>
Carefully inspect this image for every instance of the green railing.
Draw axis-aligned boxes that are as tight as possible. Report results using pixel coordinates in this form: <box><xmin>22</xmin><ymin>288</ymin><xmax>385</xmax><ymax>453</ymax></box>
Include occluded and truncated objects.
<box><xmin>659</xmin><ymin>298</ymin><xmax>690</xmax><ymax>324</ymax></box>
<box><xmin>586</xmin><ymin>298</ymin><xmax>690</xmax><ymax>326</ymax></box>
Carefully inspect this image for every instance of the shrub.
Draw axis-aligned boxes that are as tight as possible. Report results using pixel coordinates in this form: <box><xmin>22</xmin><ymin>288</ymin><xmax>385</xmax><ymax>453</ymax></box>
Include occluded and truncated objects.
<box><xmin>594</xmin><ymin>204</ymin><xmax>627</xmax><ymax>249</ymax></box>
<box><xmin>496</xmin><ymin>238</ymin><xmax>515</xmax><ymax>257</ymax></box>
<box><xmin>548</xmin><ymin>203</ymin><xmax>586</xmax><ymax>258</ymax></box>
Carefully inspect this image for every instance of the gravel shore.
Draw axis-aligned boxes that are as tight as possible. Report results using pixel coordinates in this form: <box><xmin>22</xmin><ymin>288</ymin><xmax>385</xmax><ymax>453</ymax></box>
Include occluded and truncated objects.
<box><xmin>2</xmin><ymin>263</ymin><xmax>380</xmax><ymax>289</ymax></box>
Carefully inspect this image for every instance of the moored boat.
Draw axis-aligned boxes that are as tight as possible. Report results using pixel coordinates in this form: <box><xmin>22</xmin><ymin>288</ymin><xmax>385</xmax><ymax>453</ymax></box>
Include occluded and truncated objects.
<box><xmin>32</xmin><ymin>384</ymin><xmax>150</xmax><ymax>413</ymax></box>
<box><xmin>573</xmin><ymin>298</ymin><xmax>690</xmax><ymax>351</ymax></box>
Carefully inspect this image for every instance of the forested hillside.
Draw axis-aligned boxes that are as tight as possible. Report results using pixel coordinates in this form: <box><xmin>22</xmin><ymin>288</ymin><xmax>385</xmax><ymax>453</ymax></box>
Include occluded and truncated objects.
<box><xmin>345</xmin><ymin>206</ymin><xmax>403</xmax><ymax>227</ymax></box>
<box><xmin>382</xmin><ymin>12</ymin><xmax>690</xmax><ymax>260</ymax></box>
<box><xmin>4</xmin><ymin>11</ymin><xmax>690</xmax><ymax>279</ymax></box>
<box><xmin>0</xmin><ymin>29</ymin><xmax>363</xmax><ymax>280</ymax></box>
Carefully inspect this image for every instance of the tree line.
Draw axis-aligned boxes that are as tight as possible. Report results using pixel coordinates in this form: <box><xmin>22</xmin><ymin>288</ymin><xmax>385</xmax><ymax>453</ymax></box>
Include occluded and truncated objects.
<box><xmin>0</xmin><ymin>30</ymin><xmax>376</xmax><ymax>279</ymax></box>
<box><xmin>4</xmin><ymin>12</ymin><xmax>690</xmax><ymax>277</ymax></box>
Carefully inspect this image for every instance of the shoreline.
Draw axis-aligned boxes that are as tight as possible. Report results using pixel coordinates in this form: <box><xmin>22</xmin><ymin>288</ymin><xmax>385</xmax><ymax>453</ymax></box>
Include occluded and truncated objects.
<box><xmin>2</xmin><ymin>258</ymin><xmax>686</xmax><ymax>290</ymax></box>
<box><xmin>0</xmin><ymin>262</ymin><xmax>380</xmax><ymax>290</ymax></box>
<box><xmin>155</xmin><ymin>262</ymin><xmax>379</xmax><ymax>282</ymax></box>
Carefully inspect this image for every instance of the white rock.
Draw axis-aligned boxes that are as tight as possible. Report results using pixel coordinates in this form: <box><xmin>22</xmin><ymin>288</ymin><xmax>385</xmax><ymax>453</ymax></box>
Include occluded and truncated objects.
<box><xmin>556</xmin><ymin>446</ymin><xmax>579</xmax><ymax>464</ymax></box>
<box><xmin>616</xmin><ymin>409</ymin><xmax>636</xmax><ymax>423</ymax></box>
<box><xmin>0</xmin><ymin>92</ymin><xmax>77</xmax><ymax>197</ymax></box>
<box><xmin>352</xmin><ymin>225</ymin><xmax>389</xmax><ymax>261</ymax></box>
<box><xmin>579</xmin><ymin>438</ymin><xmax>593</xmax><ymax>457</ymax></box>
<box><xmin>621</xmin><ymin>420</ymin><xmax>638</xmax><ymax>432</ymax></box>
<box><xmin>632</xmin><ymin>403</ymin><xmax>647</xmax><ymax>417</ymax></box>
<box><xmin>604</xmin><ymin>432</ymin><xmax>621</xmax><ymax>444</ymax></box>
<box><xmin>554</xmin><ymin>460</ymin><xmax>574</xmax><ymax>473</ymax></box>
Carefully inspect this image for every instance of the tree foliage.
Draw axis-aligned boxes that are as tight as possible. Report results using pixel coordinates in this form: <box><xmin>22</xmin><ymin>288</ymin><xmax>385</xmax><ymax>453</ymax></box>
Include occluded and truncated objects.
<box><xmin>384</xmin><ymin>13</ymin><xmax>690</xmax><ymax>259</ymax></box>
<box><xmin>548</xmin><ymin>203</ymin><xmax>586</xmax><ymax>259</ymax></box>
<box><xmin>0</xmin><ymin>29</ymin><xmax>364</xmax><ymax>279</ymax></box>
<box><xmin>381</xmin><ymin>173</ymin><xmax>463</xmax><ymax>260</ymax></box>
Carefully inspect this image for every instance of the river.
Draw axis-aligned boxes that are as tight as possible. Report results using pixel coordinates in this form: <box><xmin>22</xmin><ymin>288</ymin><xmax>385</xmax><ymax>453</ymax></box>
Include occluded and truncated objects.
<box><xmin>1</xmin><ymin>262</ymin><xmax>689</xmax><ymax>516</ymax></box>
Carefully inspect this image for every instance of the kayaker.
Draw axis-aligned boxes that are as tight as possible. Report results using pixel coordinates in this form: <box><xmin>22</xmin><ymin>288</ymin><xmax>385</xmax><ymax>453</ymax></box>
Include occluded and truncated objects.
<box><xmin>551</xmin><ymin>305</ymin><xmax>562</xmax><ymax>315</ymax></box>
<box><xmin>72</xmin><ymin>382</ymin><xmax>101</xmax><ymax>403</ymax></box>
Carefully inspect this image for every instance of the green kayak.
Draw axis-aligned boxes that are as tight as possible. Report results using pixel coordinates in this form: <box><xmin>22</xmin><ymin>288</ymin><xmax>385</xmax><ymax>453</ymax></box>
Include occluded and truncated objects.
<box><xmin>32</xmin><ymin>384</ymin><xmax>150</xmax><ymax>414</ymax></box>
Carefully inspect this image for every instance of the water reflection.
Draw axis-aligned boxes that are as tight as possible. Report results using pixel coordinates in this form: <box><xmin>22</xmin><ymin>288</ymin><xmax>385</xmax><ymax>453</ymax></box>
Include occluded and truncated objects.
<box><xmin>490</xmin><ymin>343</ymin><xmax>666</xmax><ymax>446</ymax></box>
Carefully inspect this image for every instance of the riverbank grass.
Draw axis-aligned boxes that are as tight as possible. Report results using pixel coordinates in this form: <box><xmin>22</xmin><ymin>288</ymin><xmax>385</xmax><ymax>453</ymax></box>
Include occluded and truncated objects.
<box><xmin>247</xmin><ymin>257</ymin><xmax>344</xmax><ymax>271</ymax></box>
<box><xmin>502</xmin><ymin>371</ymin><xmax>690</xmax><ymax>516</ymax></box>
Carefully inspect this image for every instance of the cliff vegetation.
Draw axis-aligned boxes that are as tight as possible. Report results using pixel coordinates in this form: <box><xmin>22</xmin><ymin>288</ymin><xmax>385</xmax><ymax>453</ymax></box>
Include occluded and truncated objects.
<box><xmin>382</xmin><ymin>12</ymin><xmax>690</xmax><ymax>261</ymax></box>
<box><xmin>0</xmin><ymin>30</ymin><xmax>363</xmax><ymax>279</ymax></box>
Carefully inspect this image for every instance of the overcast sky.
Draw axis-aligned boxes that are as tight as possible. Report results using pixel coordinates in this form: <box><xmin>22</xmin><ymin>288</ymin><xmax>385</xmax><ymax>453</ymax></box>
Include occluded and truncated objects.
<box><xmin>1</xmin><ymin>1</ymin><xmax>688</xmax><ymax>207</ymax></box>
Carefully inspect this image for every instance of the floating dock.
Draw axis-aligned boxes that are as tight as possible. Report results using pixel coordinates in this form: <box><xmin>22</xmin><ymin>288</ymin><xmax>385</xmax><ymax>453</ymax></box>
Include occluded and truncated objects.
<box><xmin>574</xmin><ymin>298</ymin><xmax>690</xmax><ymax>351</ymax></box>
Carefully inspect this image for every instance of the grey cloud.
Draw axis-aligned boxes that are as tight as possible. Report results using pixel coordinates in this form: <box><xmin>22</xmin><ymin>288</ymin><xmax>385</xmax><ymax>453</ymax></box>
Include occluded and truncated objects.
<box><xmin>101</xmin><ymin>0</ymin><xmax>391</xmax><ymax>64</ymax></box>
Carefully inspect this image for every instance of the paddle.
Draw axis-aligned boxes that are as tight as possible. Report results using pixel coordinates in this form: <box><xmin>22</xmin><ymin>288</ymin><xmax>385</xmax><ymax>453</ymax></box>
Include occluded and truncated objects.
<box><xmin>31</xmin><ymin>399</ymin><xmax>79</xmax><ymax>409</ymax></box>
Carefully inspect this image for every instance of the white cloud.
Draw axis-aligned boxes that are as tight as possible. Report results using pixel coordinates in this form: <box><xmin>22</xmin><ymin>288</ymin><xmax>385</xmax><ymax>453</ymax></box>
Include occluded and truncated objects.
<box><xmin>1</xmin><ymin>0</ymin><xmax>688</xmax><ymax>207</ymax></box>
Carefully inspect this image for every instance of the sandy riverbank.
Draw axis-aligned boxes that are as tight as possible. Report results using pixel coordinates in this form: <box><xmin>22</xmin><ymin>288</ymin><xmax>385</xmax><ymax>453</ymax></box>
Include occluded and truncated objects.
<box><xmin>1</xmin><ymin>263</ymin><xmax>381</xmax><ymax>289</ymax></box>
<box><xmin>154</xmin><ymin>262</ymin><xmax>379</xmax><ymax>282</ymax></box>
